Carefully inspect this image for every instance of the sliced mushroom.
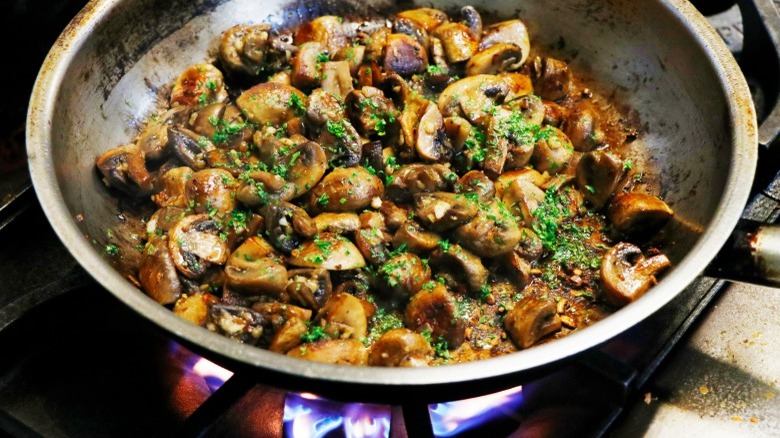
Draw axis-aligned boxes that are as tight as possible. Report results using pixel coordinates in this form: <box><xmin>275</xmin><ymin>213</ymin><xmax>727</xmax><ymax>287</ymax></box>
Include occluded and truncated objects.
<box><xmin>395</xmin><ymin>8</ymin><xmax>448</xmax><ymax>32</ymax></box>
<box><xmin>601</xmin><ymin>242</ymin><xmax>672</xmax><ymax>307</ymax></box>
<box><xmin>169</xmin><ymin>214</ymin><xmax>229</xmax><ymax>279</ymax></box>
<box><xmin>189</xmin><ymin>103</ymin><xmax>225</xmax><ymax>139</ymax></box>
<box><xmin>321</xmin><ymin>61</ymin><xmax>354</xmax><ymax>99</ymax></box>
<box><xmin>169</xmin><ymin>127</ymin><xmax>214</xmax><ymax>170</ymax></box>
<box><xmin>173</xmin><ymin>292</ymin><xmax>219</xmax><ymax>326</ymax></box>
<box><xmin>208</xmin><ymin>305</ymin><xmax>266</xmax><ymax>344</ymax></box>
<box><xmin>313</xmin><ymin>212</ymin><xmax>361</xmax><ymax>234</ymax></box>
<box><xmin>236</xmin><ymin>171</ymin><xmax>296</xmax><ymax>208</ymax></box>
<box><xmin>185</xmin><ymin>168</ymin><xmax>237</xmax><ymax>216</ymax></box>
<box><xmin>501</xmin><ymin>251</ymin><xmax>534</xmax><ymax>289</ymax></box>
<box><xmin>146</xmin><ymin>206</ymin><xmax>186</xmax><ymax>236</ymax></box>
<box><xmin>453</xmin><ymin>200</ymin><xmax>522</xmax><ymax>257</ymax></box>
<box><xmin>393</xmin><ymin>16</ymin><xmax>430</xmax><ymax>50</ymax></box>
<box><xmin>281</xmin><ymin>140</ymin><xmax>328</xmax><ymax>199</ymax></box>
<box><xmin>383</xmin><ymin>33</ymin><xmax>428</xmax><ymax>76</ymax></box>
<box><xmin>364</xmin><ymin>27</ymin><xmax>390</xmax><ymax>63</ymax></box>
<box><xmin>466</xmin><ymin>44</ymin><xmax>524</xmax><ymax>76</ymax></box>
<box><xmin>431</xmin><ymin>22</ymin><xmax>478</xmax><ymax>64</ymax></box>
<box><xmin>385</xmin><ymin>163</ymin><xmax>457</xmax><ymax>203</ymax></box>
<box><xmin>287</xmin><ymin>339</ymin><xmax>368</xmax><ymax>365</ymax></box>
<box><xmin>262</xmin><ymin>202</ymin><xmax>317</xmax><ymax>254</ymax></box>
<box><xmin>236</xmin><ymin>82</ymin><xmax>307</xmax><ymax>125</ymax></box>
<box><xmin>380</xmin><ymin>200</ymin><xmax>410</xmax><ymax>232</ymax></box>
<box><xmin>608</xmin><ymin>192</ymin><xmax>674</xmax><ymax>239</ymax></box>
<box><xmin>291</xmin><ymin>41</ymin><xmax>326</xmax><ymax>89</ymax></box>
<box><xmin>96</xmin><ymin>144</ymin><xmax>153</xmax><ymax>196</ymax></box>
<box><xmin>269</xmin><ymin>317</ymin><xmax>308</xmax><ymax>353</ymax></box>
<box><xmin>456</xmin><ymin>170</ymin><xmax>495</xmax><ymax>203</ymax></box>
<box><xmin>368</xmin><ymin>328</ymin><xmax>433</xmax><ymax>367</ymax></box>
<box><xmin>225</xmin><ymin>252</ymin><xmax>288</xmax><ymax>297</ymax></box>
<box><xmin>429</xmin><ymin>244</ymin><xmax>488</xmax><ymax>293</ymax></box>
<box><xmin>505</xmin><ymin>292</ymin><xmax>562</xmax><ymax>349</ymax></box>
<box><xmin>295</xmin><ymin>15</ymin><xmax>348</xmax><ymax>54</ymax></box>
<box><xmin>380</xmin><ymin>253</ymin><xmax>431</xmax><ymax>296</ymax></box>
<box><xmin>286</xmin><ymin>268</ymin><xmax>332</xmax><ymax>310</ymax></box>
<box><xmin>150</xmin><ymin>167</ymin><xmax>192</xmax><ymax>209</ymax></box>
<box><xmin>460</xmin><ymin>6</ymin><xmax>483</xmax><ymax>39</ymax></box>
<box><xmin>307</xmin><ymin>167</ymin><xmax>384</xmax><ymax>213</ymax></box>
<box><xmin>528</xmin><ymin>56</ymin><xmax>572</xmax><ymax>101</ymax></box>
<box><xmin>531</xmin><ymin>127</ymin><xmax>574</xmax><ymax>175</ymax></box>
<box><xmin>393</xmin><ymin>222</ymin><xmax>441</xmax><ymax>254</ymax></box>
<box><xmin>288</xmin><ymin>233</ymin><xmax>366</xmax><ymax>270</ymax></box>
<box><xmin>316</xmin><ymin>119</ymin><xmax>363</xmax><ymax>167</ymax></box>
<box><xmin>415</xmin><ymin>102</ymin><xmax>451</xmax><ymax>163</ymax></box>
<box><xmin>307</xmin><ymin>88</ymin><xmax>347</xmax><ymax>127</ymax></box>
<box><xmin>516</xmin><ymin>227</ymin><xmax>544</xmax><ymax>261</ymax></box>
<box><xmin>480</xmin><ymin>20</ymin><xmax>530</xmax><ymax>65</ymax></box>
<box><xmin>500</xmin><ymin>72</ymin><xmax>534</xmax><ymax>98</ymax></box>
<box><xmin>438</xmin><ymin>75</ymin><xmax>510</xmax><ymax>126</ymax></box>
<box><xmin>405</xmin><ymin>283</ymin><xmax>466</xmax><ymax>348</ymax></box>
<box><xmin>170</xmin><ymin>64</ymin><xmax>228</xmax><ymax>108</ymax></box>
<box><xmin>333</xmin><ymin>45</ymin><xmax>366</xmax><ymax>76</ymax></box>
<box><xmin>345</xmin><ymin>86</ymin><xmax>397</xmax><ymax>138</ymax></box>
<box><xmin>497</xmin><ymin>174</ymin><xmax>547</xmax><ymax>226</ymax></box>
<box><xmin>136</xmin><ymin>106</ymin><xmax>192</xmax><ymax>161</ymax></box>
<box><xmin>138</xmin><ymin>235</ymin><xmax>182</xmax><ymax>305</ymax></box>
<box><xmin>219</xmin><ymin>24</ymin><xmax>271</xmax><ymax>76</ymax></box>
<box><xmin>356</xmin><ymin>222</ymin><xmax>391</xmax><ymax>265</ymax></box>
<box><xmin>414</xmin><ymin>191</ymin><xmax>479</xmax><ymax>232</ymax></box>
<box><xmin>564</xmin><ymin>105</ymin><xmax>606</xmax><ymax>152</ymax></box>
<box><xmin>576</xmin><ymin>151</ymin><xmax>624</xmax><ymax>209</ymax></box>
<box><xmin>316</xmin><ymin>292</ymin><xmax>368</xmax><ymax>340</ymax></box>
<box><xmin>426</xmin><ymin>36</ymin><xmax>451</xmax><ymax>88</ymax></box>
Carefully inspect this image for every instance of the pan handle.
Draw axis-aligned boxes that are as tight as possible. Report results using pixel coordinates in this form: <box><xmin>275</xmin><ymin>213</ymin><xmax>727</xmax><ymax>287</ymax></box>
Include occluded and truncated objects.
<box><xmin>706</xmin><ymin>220</ymin><xmax>780</xmax><ymax>286</ymax></box>
<box><xmin>737</xmin><ymin>0</ymin><xmax>780</xmax><ymax>148</ymax></box>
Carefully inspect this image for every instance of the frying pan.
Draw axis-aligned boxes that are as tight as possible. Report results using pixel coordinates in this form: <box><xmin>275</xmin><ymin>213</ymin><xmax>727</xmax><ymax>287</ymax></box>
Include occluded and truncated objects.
<box><xmin>24</xmin><ymin>0</ymin><xmax>779</xmax><ymax>403</ymax></box>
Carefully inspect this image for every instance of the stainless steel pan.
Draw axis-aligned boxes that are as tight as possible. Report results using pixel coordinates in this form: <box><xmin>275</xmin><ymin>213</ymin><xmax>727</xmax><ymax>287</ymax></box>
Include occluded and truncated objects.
<box><xmin>25</xmin><ymin>0</ymin><xmax>773</xmax><ymax>402</ymax></box>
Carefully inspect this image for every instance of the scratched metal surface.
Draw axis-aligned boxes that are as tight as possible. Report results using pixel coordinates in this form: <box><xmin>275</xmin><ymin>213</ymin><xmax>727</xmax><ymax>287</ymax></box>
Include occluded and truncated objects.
<box><xmin>612</xmin><ymin>4</ymin><xmax>780</xmax><ymax>437</ymax></box>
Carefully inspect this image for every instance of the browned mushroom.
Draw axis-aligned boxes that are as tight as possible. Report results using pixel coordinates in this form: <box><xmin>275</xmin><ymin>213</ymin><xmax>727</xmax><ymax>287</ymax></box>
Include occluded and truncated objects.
<box><xmin>531</xmin><ymin>127</ymin><xmax>574</xmax><ymax>175</ymax></box>
<box><xmin>415</xmin><ymin>102</ymin><xmax>452</xmax><ymax>163</ymax></box>
<box><xmin>262</xmin><ymin>202</ymin><xmax>316</xmax><ymax>254</ymax></box>
<box><xmin>395</xmin><ymin>8</ymin><xmax>448</xmax><ymax>32</ymax></box>
<box><xmin>185</xmin><ymin>168</ymin><xmax>237</xmax><ymax>217</ymax></box>
<box><xmin>286</xmin><ymin>268</ymin><xmax>333</xmax><ymax>310</ymax></box>
<box><xmin>515</xmin><ymin>227</ymin><xmax>544</xmax><ymax>261</ymax></box>
<box><xmin>333</xmin><ymin>45</ymin><xmax>366</xmax><ymax>76</ymax></box>
<box><xmin>497</xmin><ymin>174</ymin><xmax>547</xmax><ymax>226</ymax></box>
<box><xmin>453</xmin><ymin>200</ymin><xmax>522</xmax><ymax>256</ymax></box>
<box><xmin>315</xmin><ymin>292</ymin><xmax>368</xmax><ymax>340</ymax></box>
<box><xmin>295</xmin><ymin>15</ymin><xmax>348</xmax><ymax>54</ymax></box>
<box><xmin>97</xmin><ymin>144</ymin><xmax>154</xmax><ymax>197</ymax></box>
<box><xmin>316</xmin><ymin>118</ymin><xmax>363</xmax><ymax>167</ymax></box>
<box><xmin>170</xmin><ymin>64</ymin><xmax>228</xmax><ymax>108</ymax></box>
<box><xmin>384</xmin><ymin>33</ymin><xmax>429</xmax><ymax>76</ymax></box>
<box><xmin>393</xmin><ymin>16</ymin><xmax>430</xmax><ymax>51</ymax></box>
<box><xmin>208</xmin><ymin>305</ymin><xmax>266</xmax><ymax>344</ymax></box>
<box><xmin>355</xmin><ymin>220</ymin><xmax>391</xmax><ymax>265</ymax></box>
<box><xmin>219</xmin><ymin>24</ymin><xmax>271</xmax><ymax>76</ymax></box>
<box><xmin>405</xmin><ymin>283</ymin><xmax>466</xmax><ymax>348</ymax></box>
<box><xmin>146</xmin><ymin>206</ymin><xmax>187</xmax><ymax>236</ymax></box>
<box><xmin>173</xmin><ymin>292</ymin><xmax>219</xmax><ymax>326</ymax></box>
<box><xmin>236</xmin><ymin>82</ymin><xmax>307</xmax><ymax>125</ymax></box>
<box><xmin>272</xmin><ymin>140</ymin><xmax>328</xmax><ymax>199</ymax></box>
<box><xmin>480</xmin><ymin>19</ymin><xmax>530</xmax><ymax>65</ymax></box>
<box><xmin>288</xmin><ymin>233</ymin><xmax>367</xmax><ymax>270</ymax></box>
<box><xmin>307</xmin><ymin>88</ymin><xmax>347</xmax><ymax>127</ymax></box>
<box><xmin>504</xmin><ymin>291</ymin><xmax>562</xmax><ymax>349</ymax></box>
<box><xmin>600</xmin><ymin>242</ymin><xmax>672</xmax><ymax>307</ymax></box>
<box><xmin>313</xmin><ymin>212</ymin><xmax>361</xmax><ymax>235</ymax></box>
<box><xmin>307</xmin><ymin>167</ymin><xmax>384</xmax><ymax>213</ymax></box>
<box><xmin>466</xmin><ymin>43</ymin><xmax>524</xmax><ymax>76</ymax></box>
<box><xmin>225</xmin><ymin>252</ymin><xmax>288</xmax><ymax>297</ymax></box>
<box><xmin>169</xmin><ymin>214</ymin><xmax>230</xmax><ymax>279</ymax></box>
<box><xmin>345</xmin><ymin>86</ymin><xmax>398</xmax><ymax>138</ymax></box>
<box><xmin>429</xmin><ymin>244</ymin><xmax>488</xmax><ymax>293</ymax></box>
<box><xmin>287</xmin><ymin>339</ymin><xmax>368</xmax><ymax>365</ymax></box>
<box><xmin>321</xmin><ymin>61</ymin><xmax>355</xmax><ymax>99</ymax></box>
<box><xmin>236</xmin><ymin>170</ymin><xmax>296</xmax><ymax>207</ymax></box>
<box><xmin>136</xmin><ymin>106</ymin><xmax>192</xmax><ymax>160</ymax></box>
<box><xmin>414</xmin><ymin>192</ymin><xmax>479</xmax><ymax>232</ymax></box>
<box><xmin>385</xmin><ymin>163</ymin><xmax>457</xmax><ymax>202</ymax></box>
<box><xmin>291</xmin><ymin>41</ymin><xmax>326</xmax><ymax>89</ymax></box>
<box><xmin>456</xmin><ymin>170</ymin><xmax>495</xmax><ymax>203</ymax></box>
<box><xmin>438</xmin><ymin>75</ymin><xmax>510</xmax><ymax>127</ymax></box>
<box><xmin>576</xmin><ymin>151</ymin><xmax>624</xmax><ymax>209</ymax></box>
<box><xmin>528</xmin><ymin>56</ymin><xmax>572</xmax><ymax>101</ymax></box>
<box><xmin>460</xmin><ymin>6</ymin><xmax>483</xmax><ymax>39</ymax></box>
<box><xmin>608</xmin><ymin>192</ymin><xmax>674</xmax><ymax>239</ymax></box>
<box><xmin>168</xmin><ymin>127</ymin><xmax>214</xmax><ymax>170</ymax></box>
<box><xmin>150</xmin><ymin>167</ymin><xmax>192</xmax><ymax>208</ymax></box>
<box><xmin>380</xmin><ymin>252</ymin><xmax>431</xmax><ymax>296</ymax></box>
<box><xmin>392</xmin><ymin>222</ymin><xmax>441</xmax><ymax>254</ymax></box>
<box><xmin>269</xmin><ymin>317</ymin><xmax>308</xmax><ymax>353</ymax></box>
<box><xmin>431</xmin><ymin>22</ymin><xmax>478</xmax><ymax>64</ymax></box>
<box><xmin>368</xmin><ymin>328</ymin><xmax>433</xmax><ymax>367</ymax></box>
<box><xmin>139</xmin><ymin>235</ymin><xmax>182</xmax><ymax>305</ymax></box>
<box><xmin>189</xmin><ymin>103</ymin><xmax>225</xmax><ymax>139</ymax></box>
<box><xmin>564</xmin><ymin>105</ymin><xmax>606</xmax><ymax>152</ymax></box>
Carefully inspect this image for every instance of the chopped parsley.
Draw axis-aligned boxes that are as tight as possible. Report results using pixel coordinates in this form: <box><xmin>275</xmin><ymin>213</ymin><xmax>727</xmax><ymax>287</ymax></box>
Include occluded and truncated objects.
<box><xmin>437</xmin><ymin>239</ymin><xmax>451</xmax><ymax>252</ymax></box>
<box><xmin>288</xmin><ymin>93</ymin><xmax>306</xmax><ymax>116</ymax></box>
<box><xmin>426</xmin><ymin>64</ymin><xmax>445</xmax><ymax>75</ymax></box>
<box><xmin>316</xmin><ymin>52</ymin><xmax>330</xmax><ymax>63</ymax></box>
<box><xmin>301</xmin><ymin>325</ymin><xmax>329</xmax><ymax>343</ymax></box>
<box><xmin>623</xmin><ymin>159</ymin><xmax>633</xmax><ymax>170</ymax></box>
<box><xmin>326</xmin><ymin>119</ymin><xmax>348</xmax><ymax>138</ymax></box>
<box><xmin>105</xmin><ymin>244</ymin><xmax>119</xmax><ymax>256</ymax></box>
<box><xmin>367</xmin><ymin>309</ymin><xmax>404</xmax><ymax>342</ymax></box>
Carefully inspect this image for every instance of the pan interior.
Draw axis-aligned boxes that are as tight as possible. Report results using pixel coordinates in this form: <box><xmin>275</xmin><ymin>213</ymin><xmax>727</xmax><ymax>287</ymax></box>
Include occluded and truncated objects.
<box><xmin>28</xmin><ymin>0</ymin><xmax>755</xmax><ymax>395</ymax></box>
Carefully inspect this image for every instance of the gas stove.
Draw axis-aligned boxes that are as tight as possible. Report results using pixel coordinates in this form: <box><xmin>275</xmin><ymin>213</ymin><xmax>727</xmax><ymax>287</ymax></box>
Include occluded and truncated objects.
<box><xmin>0</xmin><ymin>1</ymin><xmax>778</xmax><ymax>437</ymax></box>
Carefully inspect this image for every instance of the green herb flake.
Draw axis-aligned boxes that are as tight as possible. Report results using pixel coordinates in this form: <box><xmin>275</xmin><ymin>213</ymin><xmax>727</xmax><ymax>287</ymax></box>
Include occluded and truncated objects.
<box><xmin>105</xmin><ymin>244</ymin><xmax>119</xmax><ymax>256</ymax></box>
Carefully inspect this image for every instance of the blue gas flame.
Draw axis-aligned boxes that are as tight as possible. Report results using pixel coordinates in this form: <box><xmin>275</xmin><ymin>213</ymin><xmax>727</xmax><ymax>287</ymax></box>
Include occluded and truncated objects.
<box><xmin>283</xmin><ymin>393</ymin><xmax>391</xmax><ymax>438</ymax></box>
<box><xmin>429</xmin><ymin>386</ymin><xmax>524</xmax><ymax>437</ymax></box>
